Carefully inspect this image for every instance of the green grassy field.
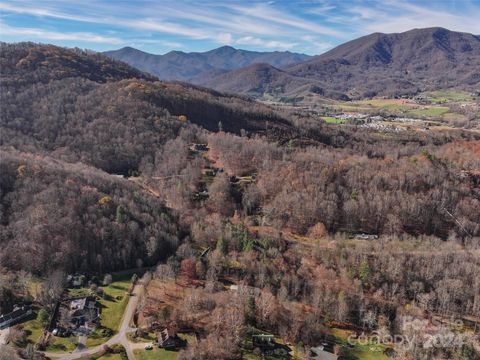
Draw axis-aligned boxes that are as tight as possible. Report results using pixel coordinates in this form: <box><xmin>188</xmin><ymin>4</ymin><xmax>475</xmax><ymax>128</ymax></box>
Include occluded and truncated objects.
<box><xmin>15</xmin><ymin>308</ymin><xmax>74</xmax><ymax>353</ymax></box>
<box><xmin>16</xmin><ymin>312</ymin><xmax>43</xmax><ymax>348</ymax></box>
<box><xmin>78</xmin><ymin>347</ymin><xmax>126</xmax><ymax>360</ymax></box>
<box><xmin>330</xmin><ymin>97</ymin><xmax>470</xmax><ymax>125</ymax></box>
<box><xmin>127</xmin><ymin>331</ymin><xmax>156</xmax><ymax>343</ymax></box>
<box><xmin>131</xmin><ymin>332</ymin><xmax>194</xmax><ymax>359</ymax></box>
<box><xmin>133</xmin><ymin>347</ymin><xmax>178</xmax><ymax>360</ymax></box>
<box><xmin>84</xmin><ymin>273</ymin><xmax>137</xmax><ymax>347</ymax></box>
<box><xmin>67</xmin><ymin>287</ymin><xmax>91</xmax><ymax>297</ymax></box>
<box><xmin>421</xmin><ymin>89</ymin><xmax>474</xmax><ymax>103</ymax></box>
<box><xmin>45</xmin><ymin>335</ymin><xmax>77</xmax><ymax>353</ymax></box>
<box><xmin>86</xmin><ymin>328</ymin><xmax>113</xmax><ymax>347</ymax></box>
<box><xmin>96</xmin><ymin>353</ymin><xmax>124</xmax><ymax>360</ymax></box>
<box><xmin>322</xmin><ymin>116</ymin><xmax>345</xmax><ymax>124</ymax></box>
<box><xmin>407</xmin><ymin>106</ymin><xmax>450</xmax><ymax>117</ymax></box>
<box><xmin>99</xmin><ymin>280</ymin><xmax>131</xmax><ymax>331</ymax></box>
<box><xmin>331</xmin><ymin>328</ymin><xmax>389</xmax><ymax>360</ymax></box>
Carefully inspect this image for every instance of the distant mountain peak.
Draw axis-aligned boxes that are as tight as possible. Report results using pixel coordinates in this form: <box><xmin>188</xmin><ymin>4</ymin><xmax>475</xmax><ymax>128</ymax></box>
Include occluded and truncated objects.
<box><xmin>104</xmin><ymin>45</ymin><xmax>311</xmax><ymax>81</ymax></box>
<box><xmin>211</xmin><ymin>45</ymin><xmax>237</xmax><ymax>52</ymax></box>
<box><xmin>193</xmin><ymin>27</ymin><xmax>480</xmax><ymax>99</ymax></box>
<box><xmin>103</xmin><ymin>28</ymin><xmax>479</xmax><ymax>99</ymax></box>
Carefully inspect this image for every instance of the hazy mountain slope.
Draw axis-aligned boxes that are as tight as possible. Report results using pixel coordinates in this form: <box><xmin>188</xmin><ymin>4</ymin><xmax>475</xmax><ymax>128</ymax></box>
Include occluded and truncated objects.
<box><xmin>192</xmin><ymin>63</ymin><xmax>307</xmax><ymax>95</ymax></box>
<box><xmin>193</xmin><ymin>62</ymin><xmax>352</xmax><ymax>100</ymax></box>
<box><xmin>196</xmin><ymin>28</ymin><xmax>480</xmax><ymax>99</ymax></box>
<box><xmin>104</xmin><ymin>45</ymin><xmax>311</xmax><ymax>80</ymax></box>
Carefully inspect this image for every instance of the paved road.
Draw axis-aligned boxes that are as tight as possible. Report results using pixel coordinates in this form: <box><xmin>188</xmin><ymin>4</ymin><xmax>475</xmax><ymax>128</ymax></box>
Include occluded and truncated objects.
<box><xmin>117</xmin><ymin>284</ymin><xmax>144</xmax><ymax>360</ymax></box>
<box><xmin>43</xmin><ymin>283</ymin><xmax>143</xmax><ymax>360</ymax></box>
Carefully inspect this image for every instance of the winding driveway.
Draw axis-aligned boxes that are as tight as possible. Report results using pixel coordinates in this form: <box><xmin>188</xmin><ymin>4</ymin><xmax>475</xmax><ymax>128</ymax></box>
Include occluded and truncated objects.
<box><xmin>43</xmin><ymin>283</ymin><xmax>144</xmax><ymax>360</ymax></box>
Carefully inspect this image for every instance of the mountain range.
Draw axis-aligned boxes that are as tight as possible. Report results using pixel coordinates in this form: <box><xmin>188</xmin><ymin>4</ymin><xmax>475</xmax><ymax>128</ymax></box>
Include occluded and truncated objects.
<box><xmin>104</xmin><ymin>45</ymin><xmax>311</xmax><ymax>81</ymax></box>
<box><xmin>105</xmin><ymin>28</ymin><xmax>480</xmax><ymax>99</ymax></box>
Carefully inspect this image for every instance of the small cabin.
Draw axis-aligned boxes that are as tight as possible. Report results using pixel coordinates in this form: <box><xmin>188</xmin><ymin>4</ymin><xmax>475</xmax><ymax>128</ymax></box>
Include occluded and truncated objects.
<box><xmin>158</xmin><ymin>328</ymin><xmax>177</xmax><ymax>349</ymax></box>
<box><xmin>68</xmin><ymin>297</ymin><xmax>99</xmax><ymax>324</ymax></box>
<box><xmin>252</xmin><ymin>334</ymin><xmax>275</xmax><ymax>349</ymax></box>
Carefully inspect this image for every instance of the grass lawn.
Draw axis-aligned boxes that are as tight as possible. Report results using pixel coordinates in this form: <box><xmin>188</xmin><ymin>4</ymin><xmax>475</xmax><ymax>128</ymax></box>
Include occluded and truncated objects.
<box><xmin>133</xmin><ymin>347</ymin><xmax>178</xmax><ymax>360</ymax></box>
<box><xmin>331</xmin><ymin>328</ymin><xmax>389</xmax><ymax>360</ymax></box>
<box><xmin>15</xmin><ymin>309</ymin><xmax>43</xmax><ymax>348</ymax></box>
<box><xmin>407</xmin><ymin>106</ymin><xmax>450</xmax><ymax>118</ymax></box>
<box><xmin>355</xmin><ymin>98</ymin><xmax>415</xmax><ymax>107</ymax></box>
<box><xmin>99</xmin><ymin>279</ymin><xmax>131</xmax><ymax>331</ymax></box>
<box><xmin>84</xmin><ymin>272</ymin><xmax>139</xmax><ymax>347</ymax></box>
<box><xmin>421</xmin><ymin>89</ymin><xmax>474</xmax><ymax>103</ymax></box>
<box><xmin>67</xmin><ymin>287</ymin><xmax>91</xmax><ymax>297</ymax></box>
<box><xmin>45</xmin><ymin>336</ymin><xmax>77</xmax><ymax>353</ymax></box>
<box><xmin>85</xmin><ymin>277</ymin><xmax>130</xmax><ymax>348</ymax></box>
<box><xmin>96</xmin><ymin>354</ymin><xmax>124</xmax><ymax>360</ymax></box>
<box><xmin>15</xmin><ymin>308</ymin><xmax>73</xmax><ymax>353</ymax></box>
<box><xmin>86</xmin><ymin>328</ymin><xmax>112</xmax><ymax>347</ymax></box>
<box><xmin>333</xmin><ymin>98</ymin><xmax>454</xmax><ymax>121</ymax></box>
<box><xmin>322</xmin><ymin>116</ymin><xmax>345</xmax><ymax>124</ymax></box>
<box><xmin>344</xmin><ymin>342</ymin><xmax>389</xmax><ymax>360</ymax></box>
<box><xmin>334</xmin><ymin>104</ymin><xmax>372</xmax><ymax>112</ymax></box>
<box><xmin>128</xmin><ymin>331</ymin><xmax>156</xmax><ymax>343</ymax></box>
<box><xmin>349</xmin><ymin>99</ymin><xmax>415</xmax><ymax>114</ymax></box>
<box><xmin>78</xmin><ymin>347</ymin><xmax>126</xmax><ymax>360</ymax></box>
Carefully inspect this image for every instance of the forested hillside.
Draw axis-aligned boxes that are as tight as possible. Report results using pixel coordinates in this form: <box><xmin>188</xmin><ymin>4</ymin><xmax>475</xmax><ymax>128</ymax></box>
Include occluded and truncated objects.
<box><xmin>0</xmin><ymin>42</ymin><xmax>154</xmax><ymax>90</ymax></box>
<box><xmin>0</xmin><ymin>150</ymin><xmax>179</xmax><ymax>274</ymax></box>
<box><xmin>0</xmin><ymin>43</ymin><xmax>293</xmax><ymax>175</ymax></box>
<box><xmin>0</xmin><ymin>41</ymin><xmax>479</xmax><ymax>360</ymax></box>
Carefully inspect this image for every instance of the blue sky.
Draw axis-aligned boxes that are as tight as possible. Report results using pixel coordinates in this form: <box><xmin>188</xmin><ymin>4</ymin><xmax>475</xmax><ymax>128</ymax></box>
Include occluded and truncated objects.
<box><xmin>0</xmin><ymin>0</ymin><xmax>479</xmax><ymax>55</ymax></box>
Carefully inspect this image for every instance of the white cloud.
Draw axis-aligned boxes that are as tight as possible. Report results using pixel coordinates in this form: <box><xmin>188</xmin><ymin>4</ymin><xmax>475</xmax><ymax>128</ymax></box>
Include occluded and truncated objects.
<box><xmin>0</xmin><ymin>2</ymin><xmax>106</xmax><ymax>24</ymax></box>
<box><xmin>342</xmin><ymin>1</ymin><xmax>480</xmax><ymax>36</ymax></box>
<box><xmin>301</xmin><ymin>35</ymin><xmax>333</xmax><ymax>53</ymax></box>
<box><xmin>235</xmin><ymin>36</ymin><xmax>296</xmax><ymax>49</ymax></box>
<box><xmin>130</xmin><ymin>39</ymin><xmax>184</xmax><ymax>48</ymax></box>
<box><xmin>145</xmin><ymin>4</ymin><xmax>284</xmax><ymax>37</ymax></box>
<box><xmin>216</xmin><ymin>33</ymin><xmax>233</xmax><ymax>44</ymax></box>
<box><xmin>348</xmin><ymin>6</ymin><xmax>383</xmax><ymax>20</ymax></box>
<box><xmin>2</xmin><ymin>0</ymin><xmax>478</xmax><ymax>55</ymax></box>
<box><xmin>382</xmin><ymin>1</ymin><xmax>479</xmax><ymax>34</ymax></box>
<box><xmin>0</xmin><ymin>23</ymin><xmax>123</xmax><ymax>44</ymax></box>
<box><xmin>128</xmin><ymin>19</ymin><xmax>213</xmax><ymax>40</ymax></box>
<box><xmin>231</xmin><ymin>3</ymin><xmax>347</xmax><ymax>37</ymax></box>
